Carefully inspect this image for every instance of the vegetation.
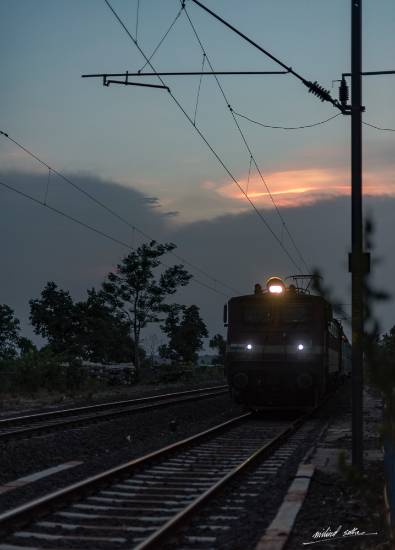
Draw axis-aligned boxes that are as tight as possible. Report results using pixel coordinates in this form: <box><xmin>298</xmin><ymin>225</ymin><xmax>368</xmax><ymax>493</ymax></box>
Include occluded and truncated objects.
<box><xmin>367</xmin><ymin>328</ymin><xmax>395</xmax><ymax>438</ymax></box>
<box><xmin>0</xmin><ymin>241</ymin><xmax>225</xmax><ymax>398</ymax></box>
<box><xmin>0</xmin><ymin>304</ymin><xmax>24</xmax><ymax>360</ymax></box>
<box><xmin>159</xmin><ymin>304</ymin><xmax>208</xmax><ymax>364</ymax></box>
<box><xmin>209</xmin><ymin>333</ymin><xmax>226</xmax><ymax>365</ymax></box>
<box><xmin>0</xmin><ymin>348</ymin><xmax>97</xmax><ymax>396</ymax></box>
<box><xmin>101</xmin><ymin>241</ymin><xmax>191</xmax><ymax>371</ymax></box>
<box><xmin>30</xmin><ymin>282</ymin><xmax>135</xmax><ymax>363</ymax></box>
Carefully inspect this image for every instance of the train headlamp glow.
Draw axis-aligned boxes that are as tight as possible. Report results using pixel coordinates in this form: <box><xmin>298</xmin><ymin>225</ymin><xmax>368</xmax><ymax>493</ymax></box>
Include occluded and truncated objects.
<box><xmin>268</xmin><ymin>285</ymin><xmax>284</xmax><ymax>294</ymax></box>
<box><xmin>266</xmin><ymin>276</ymin><xmax>285</xmax><ymax>294</ymax></box>
<box><xmin>246</xmin><ymin>344</ymin><xmax>253</xmax><ymax>350</ymax></box>
<box><xmin>297</xmin><ymin>344</ymin><xmax>304</xmax><ymax>351</ymax></box>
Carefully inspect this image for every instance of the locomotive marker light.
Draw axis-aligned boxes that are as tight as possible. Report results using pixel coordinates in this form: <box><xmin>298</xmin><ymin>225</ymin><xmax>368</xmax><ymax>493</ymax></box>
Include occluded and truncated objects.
<box><xmin>267</xmin><ymin>276</ymin><xmax>285</xmax><ymax>294</ymax></box>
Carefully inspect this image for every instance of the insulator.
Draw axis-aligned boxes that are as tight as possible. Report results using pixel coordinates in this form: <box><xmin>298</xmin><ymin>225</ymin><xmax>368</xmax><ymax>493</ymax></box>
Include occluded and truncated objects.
<box><xmin>307</xmin><ymin>81</ymin><xmax>332</xmax><ymax>102</ymax></box>
<box><xmin>339</xmin><ymin>78</ymin><xmax>349</xmax><ymax>106</ymax></box>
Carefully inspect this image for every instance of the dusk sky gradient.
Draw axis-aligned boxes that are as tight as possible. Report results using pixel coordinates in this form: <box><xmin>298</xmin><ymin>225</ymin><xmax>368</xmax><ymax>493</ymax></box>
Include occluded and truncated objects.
<box><xmin>1</xmin><ymin>1</ymin><xmax>395</xmax><ymax>348</ymax></box>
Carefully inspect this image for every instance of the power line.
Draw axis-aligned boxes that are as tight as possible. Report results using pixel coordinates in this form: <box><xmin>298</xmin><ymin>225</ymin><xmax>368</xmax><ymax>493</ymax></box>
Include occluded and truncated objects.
<box><xmin>233</xmin><ymin>111</ymin><xmax>342</xmax><ymax>130</ymax></box>
<box><xmin>103</xmin><ymin>0</ymin><xmax>304</xmax><ymax>274</ymax></box>
<box><xmin>0</xmin><ymin>178</ymin><xmax>133</xmax><ymax>250</ymax></box>
<box><xmin>193</xmin><ymin>53</ymin><xmax>205</xmax><ymax>125</ymax></box>
<box><xmin>181</xmin><ymin>5</ymin><xmax>311</xmax><ymax>273</ymax></box>
<box><xmin>0</xmin><ymin>178</ymin><xmax>230</xmax><ymax>298</ymax></box>
<box><xmin>189</xmin><ymin>0</ymin><xmax>345</xmax><ymax>113</ymax></box>
<box><xmin>137</xmin><ymin>6</ymin><xmax>183</xmax><ymax>73</ymax></box>
<box><xmin>363</xmin><ymin>121</ymin><xmax>395</xmax><ymax>132</ymax></box>
<box><xmin>0</xmin><ymin>129</ymin><xmax>241</xmax><ymax>295</ymax></box>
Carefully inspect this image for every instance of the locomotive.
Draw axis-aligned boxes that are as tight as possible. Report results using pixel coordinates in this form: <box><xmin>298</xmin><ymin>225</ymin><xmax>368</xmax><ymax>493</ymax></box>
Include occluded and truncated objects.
<box><xmin>224</xmin><ymin>276</ymin><xmax>351</xmax><ymax>409</ymax></box>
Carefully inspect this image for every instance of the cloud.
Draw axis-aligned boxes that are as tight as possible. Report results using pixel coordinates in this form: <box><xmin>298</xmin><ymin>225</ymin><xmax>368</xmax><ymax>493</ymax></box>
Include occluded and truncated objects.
<box><xmin>142</xmin><ymin>196</ymin><xmax>161</xmax><ymax>208</ymax></box>
<box><xmin>1</xmin><ymin>170</ymin><xmax>394</xmax><ymax>352</ymax></box>
<box><xmin>208</xmin><ymin>164</ymin><xmax>395</xmax><ymax>209</ymax></box>
<box><xmin>162</xmin><ymin>211</ymin><xmax>179</xmax><ymax>218</ymax></box>
<box><xmin>0</xmin><ymin>170</ymin><xmax>172</xmax><ymax>336</ymax></box>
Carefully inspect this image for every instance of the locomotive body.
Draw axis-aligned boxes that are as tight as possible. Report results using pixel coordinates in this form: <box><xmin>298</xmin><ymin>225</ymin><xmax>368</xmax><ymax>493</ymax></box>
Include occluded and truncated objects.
<box><xmin>224</xmin><ymin>278</ymin><xmax>349</xmax><ymax>409</ymax></box>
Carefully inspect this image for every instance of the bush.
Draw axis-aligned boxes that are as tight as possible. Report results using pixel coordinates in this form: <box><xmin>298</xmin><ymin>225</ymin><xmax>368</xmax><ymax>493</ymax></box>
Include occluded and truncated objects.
<box><xmin>0</xmin><ymin>349</ymin><xmax>98</xmax><ymax>396</ymax></box>
<box><xmin>140</xmin><ymin>363</ymin><xmax>225</xmax><ymax>385</ymax></box>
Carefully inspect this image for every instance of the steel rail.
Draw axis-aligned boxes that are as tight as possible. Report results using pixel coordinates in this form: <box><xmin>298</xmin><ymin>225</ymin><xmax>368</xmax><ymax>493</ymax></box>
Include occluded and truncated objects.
<box><xmin>0</xmin><ymin>386</ymin><xmax>228</xmax><ymax>441</ymax></box>
<box><xmin>0</xmin><ymin>412</ymin><xmax>251</xmax><ymax>536</ymax></box>
<box><xmin>134</xmin><ymin>409</ymin><xmax>312</xmax><ymax>549</ymax></box>
<box><xmin>0</xmin><ymin>385</ymin><xmax>228</xmax><ymax>426</ymax></box>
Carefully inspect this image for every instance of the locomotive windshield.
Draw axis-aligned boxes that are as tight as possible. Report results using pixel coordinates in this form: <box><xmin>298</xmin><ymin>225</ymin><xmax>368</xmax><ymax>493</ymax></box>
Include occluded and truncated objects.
<box><xmin>232</xmin><ymin>301</ymin><xmax>313</xmax><ymax>325</ymax></box>
<box><xmin>243</xmin><ymin>305</ymin><xmax>272</xmax><ymax>324</ymax></box>
<box><xmin>281</xmin><ymin>304</ymin><xmax>312</xmax><ymax>323</ymax></box>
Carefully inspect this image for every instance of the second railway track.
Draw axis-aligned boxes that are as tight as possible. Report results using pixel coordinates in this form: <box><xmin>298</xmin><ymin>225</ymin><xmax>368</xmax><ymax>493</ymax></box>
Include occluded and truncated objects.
<box><xmin>0</xmin><ymin>406</ymin><xmax>323</xmax><ymax>549</ymax></box>
<box><xmin>0</xmin><ymin>385</ymin><xmax>228</xmax><ymax>441</ymax></box>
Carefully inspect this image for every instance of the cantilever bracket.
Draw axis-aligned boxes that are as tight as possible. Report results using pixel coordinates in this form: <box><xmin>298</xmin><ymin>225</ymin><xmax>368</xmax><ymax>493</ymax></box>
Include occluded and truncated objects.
<box><xmin>101</xmin><ymin>75</ymin><xmax>169</xmax><ymax>91</ymax></box>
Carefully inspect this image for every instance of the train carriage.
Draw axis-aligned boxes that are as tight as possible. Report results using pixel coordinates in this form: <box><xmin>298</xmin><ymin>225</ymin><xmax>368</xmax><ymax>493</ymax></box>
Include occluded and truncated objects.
<box><xmin>224</xmin><ymin>276</ymin><xmax>350</xmax><ymax>409</ymax></box>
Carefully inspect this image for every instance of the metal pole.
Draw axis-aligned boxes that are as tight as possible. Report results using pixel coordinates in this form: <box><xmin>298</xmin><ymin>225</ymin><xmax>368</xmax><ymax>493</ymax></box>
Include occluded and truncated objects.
<box><xmin>351</xmin><ymin>0</ymin><xmax>364</xmax><ymax>469</ymax></box>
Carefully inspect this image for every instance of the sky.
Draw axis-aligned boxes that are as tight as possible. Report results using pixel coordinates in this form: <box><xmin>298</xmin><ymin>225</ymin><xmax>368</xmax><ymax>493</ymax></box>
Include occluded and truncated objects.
<box><xmin>1</xmin><ymin>1</ymin><xmax>395</xmax><ymax>350</ymax></box>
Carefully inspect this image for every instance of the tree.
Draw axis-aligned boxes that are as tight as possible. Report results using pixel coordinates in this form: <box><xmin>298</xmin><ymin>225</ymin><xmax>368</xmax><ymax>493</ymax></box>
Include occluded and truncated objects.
<box><xmin>0</xmin><ymin>304</ymin><xmax>21</xmax><ymax>360</ymax></box>
<box><xmin>30</xmin><ymin>282</ymin><xmax>136</xmax><ymax>363</ymax></box>
<box><xmin>101</xmin><ymin>241</ymin><xmax>192</xmax><ymax>371</ymax></box>
<box><xmin>30</xmin><ymin>282</ymin><xmax>76</xmax><ymax>356</ymax></box>
<box><xmin>18</xmin><ymin>337</ymin><xmax>37</xmax><ymax>356</ymax></box>
<box><xmin>380</xmin><ymin>326</ymin><xmax>395</xmax><ymax>355</ymax></box>
<box><xmin>209</xmin><ymin>333</ymin><xmax>226</xmax><ymax>365</ymax></box>
<box><xmin>159</xmin><ymin>304</ymin><xmax>185</xmax><ymax>363</ymax></box>
<box><xmin>160</xmin><ymin>304</ymin><xmax>208</xmax><ymax>364</ymax></box>
<box><xmin>73</xmin><ymin>289</ymin><xmax>134</xmax><ymax>363</ymax></box>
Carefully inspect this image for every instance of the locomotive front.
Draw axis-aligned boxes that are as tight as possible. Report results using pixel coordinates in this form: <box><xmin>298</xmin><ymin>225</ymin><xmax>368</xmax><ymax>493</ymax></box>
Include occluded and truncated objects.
<box><xmin>224</xmin><ymin>277</ymin><xmax>332</xmax><ymax>409</ymax></box>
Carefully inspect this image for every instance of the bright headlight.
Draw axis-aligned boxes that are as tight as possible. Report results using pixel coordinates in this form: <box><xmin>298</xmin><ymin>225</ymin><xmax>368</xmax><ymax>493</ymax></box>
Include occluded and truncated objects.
<box><xmin>268</xmin><ymin>285</ymin><xmax>284</xmax><ymax>294</ymax></box>
<box><xmin>297</xmin><ymin>344</ymin><xmax>304</xmax><ymax>351</ymax></box>
<box><xmin>246</xmin><ymin>344</ymin><xmax>253</xmax><ymax>350</ymax></box>
<box><xmin>266</xmin><ymin>276</ymin><xmax>285</xmax><ymax>294</ymax></box>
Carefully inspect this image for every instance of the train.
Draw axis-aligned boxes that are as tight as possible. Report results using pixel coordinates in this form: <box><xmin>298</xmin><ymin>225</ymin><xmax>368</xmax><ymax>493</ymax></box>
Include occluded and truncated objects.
<box><xmin>224</xmin><ymin>276</ymin><xmax>351</xmax><ymax>409</ymax></box>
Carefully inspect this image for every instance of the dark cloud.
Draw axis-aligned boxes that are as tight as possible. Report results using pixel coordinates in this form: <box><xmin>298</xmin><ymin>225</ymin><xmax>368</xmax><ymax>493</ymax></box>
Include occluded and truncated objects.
<box><xmin>0</xmin><ymin>170</ymin><xmax>169</xmax><ymax>342</ymax></box>
<box><xmin>162</xmin><ymin>211</ymin><xmax>179</xmax><ymax>218</ymax></box>
<box><xmin>1</xmin><ymin>170</ymin><xmax>394</xmax><ymax>349</ymax></box>
<box><xmin>142</xmin><ymin>196</ymin><xmax>161</xmax><ymax>208</ymax></box>
<box><xmin>168</xmin><ymin>195</ymin><xmax>394</xmax><ymax>339</ymax></box>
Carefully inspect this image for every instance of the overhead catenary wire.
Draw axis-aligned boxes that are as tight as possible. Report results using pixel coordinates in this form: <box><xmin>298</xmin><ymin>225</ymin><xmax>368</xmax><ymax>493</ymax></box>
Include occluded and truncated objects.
<box><xmin>103</xmin><ymin>0</ymin><xmax>304</xmax><ymax>274</ymax></box>
<box><xmin>44</xmin><ymin>168</ymin><xmax>51</xmax><ymax>205</ymax></box>
<box><xmin>189</xmin><ymin>0</ymin><xmax>345</xmax><ymax>113</ymax></box>
<box><xmin>138</xmin><ymin>6</ymin><xmax>183</xmax><ymax>73</ymax></box>
<box><xmin>0</xmin><ymin>178</ymin><xmax>230</xmax><ymax>298</ymax></box>
<box><xmin>246</xmin><ymin>158</ymin><xmax>253</xmax><ymax>198</ymax></box>
<box><xmin>193</xmin><ymin>53</ymin><xmax>205</xmax><ymax>126</ymax></box>
<box><xmin>362</xmin><ymin>121</ymin><xmax>395</xmax><ymax>132</ymax></box>
<box><xmin>181</xmin><ymin>4</ymin><xmax>311</xmax><ymax>274</ymax></box>
<box><xmin>0</xmin><ymin>129</ymin><xmax>240</xmax><ymax>295</ymax></box>
<box><xmin>233</xmin><ymin>111</ymin><xmax>342</xmax><ymax>130</ymax></box>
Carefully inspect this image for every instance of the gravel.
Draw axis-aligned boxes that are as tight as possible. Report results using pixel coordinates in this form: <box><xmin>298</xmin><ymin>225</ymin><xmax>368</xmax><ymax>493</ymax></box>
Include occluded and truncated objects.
<box><xmin>1</xmin><ymin>381</ymin><xmax>390</xmax><ymax>550</ymax></box>
<box><xmin>286</xmin><ymin>467</ymin><xmax>391</xmax><ymax>550</ymax></box>
<box><xmin>0</xmin><ymin>378</ymin><xmax>225</xmax><ymax>419</ymax></box>
<box><xmin>286</xmin><ymin>385</ymin><xmax>391</xmax><ymax>550</ymax></box>
<box><xmin>0</xmin><ymin>391</ymin><xmax>242</xmax><ymax>514</ymax></box>
<box><xmin>165</xmin><ymin>384</ymin><xmax>391</xmax><ymax>550</ymax></box>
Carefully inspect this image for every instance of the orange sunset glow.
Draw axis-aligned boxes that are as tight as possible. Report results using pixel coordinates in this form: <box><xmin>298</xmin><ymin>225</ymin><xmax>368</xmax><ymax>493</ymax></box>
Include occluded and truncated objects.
<box><xmin>209</xmin><ymin>166</ymin><xmax>395</xmax><ymax>209</ymax></box>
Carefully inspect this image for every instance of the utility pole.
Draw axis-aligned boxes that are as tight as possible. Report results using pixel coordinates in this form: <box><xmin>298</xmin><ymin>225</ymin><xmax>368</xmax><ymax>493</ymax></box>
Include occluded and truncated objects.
<box><xmin>350</xmin><ymin>0</ymin><xmax>366</xmax><ymax>470</ymax></box>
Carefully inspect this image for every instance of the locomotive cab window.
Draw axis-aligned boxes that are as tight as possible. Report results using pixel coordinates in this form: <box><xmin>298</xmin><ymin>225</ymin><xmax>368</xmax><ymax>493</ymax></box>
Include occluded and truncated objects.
<box><xmin>243</xmin><ymin>305</ymin><xmax>273</xmax><ymax>324</ymax></box>
<box><xmin>281</xmin><ymin>304</ymin><xmax>312</xmax><ymax>323</ymax></box>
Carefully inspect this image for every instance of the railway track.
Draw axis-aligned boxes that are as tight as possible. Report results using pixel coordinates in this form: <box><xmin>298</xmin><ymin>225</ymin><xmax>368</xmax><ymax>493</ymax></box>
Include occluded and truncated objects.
<box><xmin>0</xmin><ymin>407</ymin><xmax>322</xmax><ymax>549</ymax></box>
<box><xmin>0</xmin><ymin>385</ymin><xmax>228</xmax><ymax>441</ymax></box>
